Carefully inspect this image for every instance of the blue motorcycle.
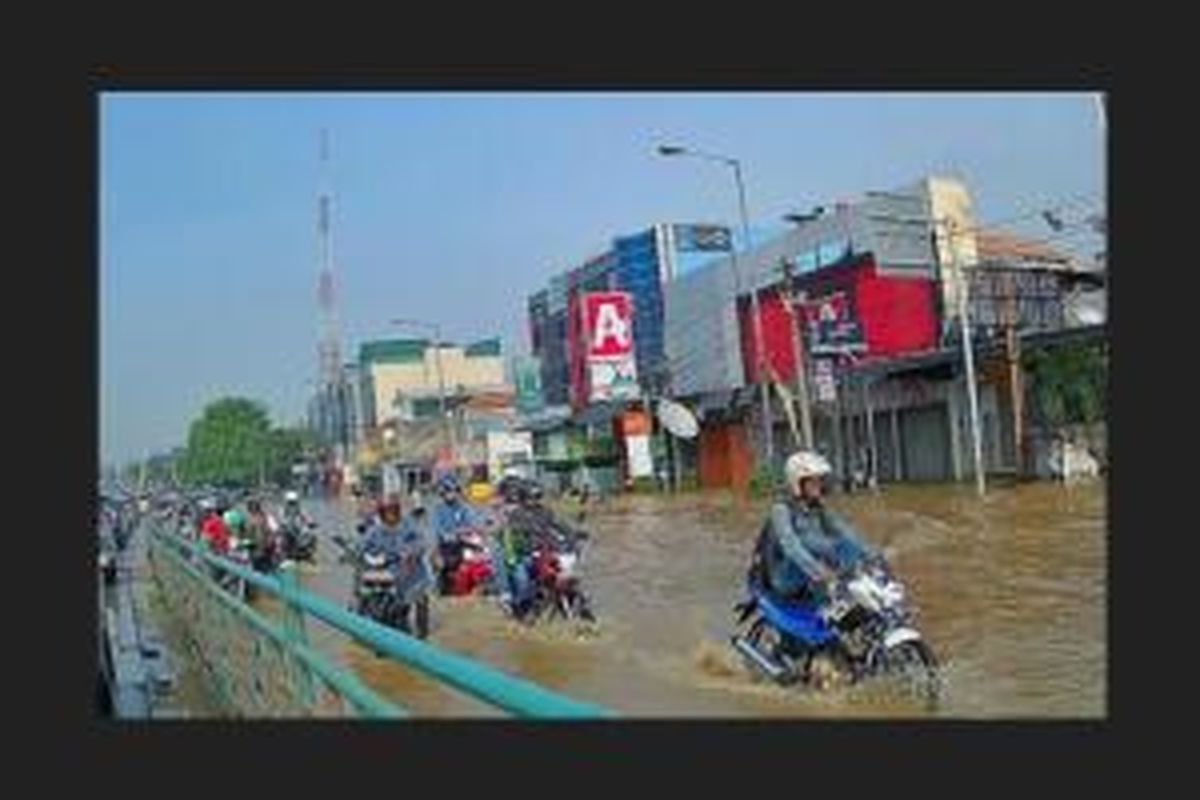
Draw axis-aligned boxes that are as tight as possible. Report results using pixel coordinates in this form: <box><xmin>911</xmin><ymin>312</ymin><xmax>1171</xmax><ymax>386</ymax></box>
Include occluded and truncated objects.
<box><xmin>731</xmin><ymin>557</ymin><xmax>939</xmax><ymax>705</ymax></box>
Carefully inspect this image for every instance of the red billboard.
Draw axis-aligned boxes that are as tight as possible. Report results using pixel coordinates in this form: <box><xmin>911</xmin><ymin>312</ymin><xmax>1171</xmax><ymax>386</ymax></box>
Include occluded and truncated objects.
<box><xmin>738</xmin><ymin>254</ymin><xmax>938</xmax><ymax>384</ymax></box>
<box><xmin>569</xmin><ymin>291</ymin><xmax>640</xmax><ymax>407</ymax></box>
<box><xmin>583</xmin><ymin>292</ymin><xmax>635</xmax><ymax>361</ymax></box>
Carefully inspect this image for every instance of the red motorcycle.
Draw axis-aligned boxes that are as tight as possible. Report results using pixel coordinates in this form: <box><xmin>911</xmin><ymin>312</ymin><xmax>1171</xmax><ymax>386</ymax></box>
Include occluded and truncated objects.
<box><xmin>525</xmin><ymin>531</ymin><xmax>595</xmax><ymax>623</ymax></box>
<box><xmin>447</xmin><ymin>530</ymin><xmax>495</xmax><ymax>596</ymax></box>
<box><xmin>439</xmin><ymin>512</ymin><xmax>505</xmax><ymax>597</ymax></box>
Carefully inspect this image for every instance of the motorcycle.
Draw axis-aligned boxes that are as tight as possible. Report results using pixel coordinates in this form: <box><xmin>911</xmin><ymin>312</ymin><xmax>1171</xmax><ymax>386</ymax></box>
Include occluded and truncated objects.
<box><xmin>280</xmin><ymin>519</ymin><xmax>318</xmax><ymax>562</ymax></box>
<box><xmin>332</xmin><ymin>534</ymin><xmax>430</xmax><ymax>640</ymax></box>
<box><xmin>520</xmin><ymin>530</ymin><xmax>595</xmax><ymax>624</ymax></box>
<box><xmin>219</xmin><ymin>535</ymin><xmax>256</xmax><ymax>602</ymax></box>
<box><xmin>445</xmin><ymin>529</ymin><xmax>495</xmax><ymax>597</ymax></box>
<box><xmin>250</xmin><ymin>530</ymin><xmax>283</xmax><ymax>575</ymax></box>
<box><xmin>730</xmin><ymin>557</ymin><xmax>939</xmax><ymax>705</ymax></box>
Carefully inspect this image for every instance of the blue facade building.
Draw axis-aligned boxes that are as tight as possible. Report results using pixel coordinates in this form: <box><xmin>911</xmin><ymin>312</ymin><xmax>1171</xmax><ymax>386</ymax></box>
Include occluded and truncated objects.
<box><xmin>527</xmin><ymin>222</ymin><xmax>736</xmax><ymax>406</ymax></box>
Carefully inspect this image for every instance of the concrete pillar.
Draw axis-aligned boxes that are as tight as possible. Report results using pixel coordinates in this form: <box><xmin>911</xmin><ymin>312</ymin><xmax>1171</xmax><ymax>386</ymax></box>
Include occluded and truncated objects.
<box><xmin>891</xmin><ymin>407</ymin><xmax>902</xmax><ymax>482</ymax></box>
<box><xmin>948</xmin><ymin>379</ymin><xmax>964</xmax><ymax>482</ymax></box>
<box><xmin>864</xmin><ymin>380</ymin><xmax>878</xmax><ymax>488</ymax></box>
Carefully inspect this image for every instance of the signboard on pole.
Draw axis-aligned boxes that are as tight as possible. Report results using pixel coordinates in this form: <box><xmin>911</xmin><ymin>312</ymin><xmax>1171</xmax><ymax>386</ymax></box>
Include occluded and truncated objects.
<box><xmin>486</xmin><ymin>431</ymin><xmax>534</xmax><ymax>481</ymax></box>
<box><xmin>514</xmin><ymin>356</ymin><xmax>544</xmax><ymax>414</ymax></box>
<box><xmin>814</xmin><ymin>359</ymin><xmax>837</xmax><ymax>403</ymax></box>
<box><xmin>625</xmin><ymin>434</ymin><xmax>654</xmax><ymax>478</ymax></box>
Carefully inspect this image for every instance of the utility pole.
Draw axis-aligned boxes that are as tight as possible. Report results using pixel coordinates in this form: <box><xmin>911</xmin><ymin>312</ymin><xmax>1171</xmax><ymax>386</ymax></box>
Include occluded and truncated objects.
<box><xmin>1004</xmin><ymin>273</ymin><xmax>1025</xmax><ymax>476</ymax></box>
<box><xmin>655</xmin><ymin>145</ymin><xmax>773</xmax><ymax>466</ymax></box>
<box><xmin>732</xmin><ymin>161</ymin><xmax>776</xmax><ymax>468</ymax></box>
<box><xmin>862</xmin><ymin>373</ymin><xmax>879</xmax><ymax>490</ymax></box>
<box><xmin>946</xmin><ymin>219</ymin><xmax>987</xmax><ymax>496</ymax></box>
<box><xmin>779</xmin><ymin>257</ymin><xmax>814</xmax><ymax>449</ymax></box>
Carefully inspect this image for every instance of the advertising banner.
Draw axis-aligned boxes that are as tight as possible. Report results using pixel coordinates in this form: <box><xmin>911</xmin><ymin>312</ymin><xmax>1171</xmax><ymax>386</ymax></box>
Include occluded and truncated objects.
<box><xmin>799</xmin><ymin>291</ymin><xmax>866</xmax><ymax>356</ymax></box>
<box><xmin>486</xmin><ymin>431</ymin><xmax>533</xmax><ymax>481</ymax></box>
<box><xmin>583</xmin><ymin>292</ymin><xmax>635</xmax><ymax>361</ymax></box>
<box><xmin>589</xmin><ymin>359</ymin><xmax>640</xmax><ymax>402</ymax></box>
<box><xmin>625</xmin><ymin>434</ymin><xmax>654</xmax><ymax>478</ymax></box>
<box><xmin>514</xmin><ymin>356</ymin><xmax>543</xmax><ymax>414</ymax></box>
<box><xmin>583</xmin><ymin>291</ymin><xmax>640</xmax><ymax>403</ymax></box>
<box><xmin>673</xmin><ymin>224</ymin><xmax>733</xmax><ymax>252</ymax></box>
<box><xmin>814</xmin><ymin>358</ymin><xmax>838</xmax><ymax>403</ymax></box>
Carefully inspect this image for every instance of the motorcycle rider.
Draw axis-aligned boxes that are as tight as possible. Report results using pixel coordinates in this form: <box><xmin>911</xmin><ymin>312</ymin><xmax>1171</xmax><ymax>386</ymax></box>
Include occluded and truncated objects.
<box><xmin>751</xmin><ymin>450</ymin><xmax>880</xmax><ymax>610</ymax></box>
<box><xmin>223</xmin><ymin>507</ymin><xmax>247</xmax><ymax>539</ymax></box>
<box><xmin>355</xmin><ymin>487</ymin><xmax>379</xmax><ymax>534</ymax></box>
<box><xmin>358</xmin><ymin>494</ymin><xmax>434</xmax><ymax>635</ymax></box>
<box><xmin>245</xmin><ymin>498</ymin><xmax>280</xmax><ymax>571</ymax></box>
<box><xmin>199</xmin><ymin>499</ymin><xmax>231</xmax><ymax>555</ymax></box>
<box><xmin>281</xmin><ymin>490</ymin><xmax>314</xmax><ymax>527</ymax></box>
<box><xmin>502</xmin><ymin>481</ymin><xmax>584</xmax><ymax>620</ymax></box>
<box><xmin>279</xmin><ymin>490</ymin><xmax>315</xmax><ymax>553</ymax></box>
<box><xmin>430</xmin><ymin>473</ymin><xmax>483</xmax><ymax>592</ymax></box>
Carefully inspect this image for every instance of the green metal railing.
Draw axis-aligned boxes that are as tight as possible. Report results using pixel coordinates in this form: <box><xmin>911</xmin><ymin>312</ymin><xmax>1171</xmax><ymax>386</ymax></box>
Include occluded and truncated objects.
<box><xmin>146</xmin><ymin>524</ymin><xmax>611</xmax><ymax>719</ymax></box>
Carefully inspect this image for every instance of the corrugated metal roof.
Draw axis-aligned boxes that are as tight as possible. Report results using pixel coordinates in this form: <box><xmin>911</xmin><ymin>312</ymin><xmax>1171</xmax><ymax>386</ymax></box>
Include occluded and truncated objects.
<box><xmin>975</xmin><ymin>227</ymin><xmax>1072</xmax><ymax>265</ymax></box>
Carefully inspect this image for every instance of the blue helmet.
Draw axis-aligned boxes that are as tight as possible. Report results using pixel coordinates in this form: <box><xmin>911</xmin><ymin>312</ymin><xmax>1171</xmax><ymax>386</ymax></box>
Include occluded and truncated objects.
<box><xmin>437</xmin><ymin>473</ymin><xmax>462</xmax><ymax>495</ymax></box>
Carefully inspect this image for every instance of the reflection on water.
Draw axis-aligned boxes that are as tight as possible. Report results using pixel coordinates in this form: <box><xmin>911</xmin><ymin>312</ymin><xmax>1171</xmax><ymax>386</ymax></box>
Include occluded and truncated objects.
<box><xmin>295</xmin><ymin>481</ymin><xmax>1105</xmax><ymax>718</ymax></box>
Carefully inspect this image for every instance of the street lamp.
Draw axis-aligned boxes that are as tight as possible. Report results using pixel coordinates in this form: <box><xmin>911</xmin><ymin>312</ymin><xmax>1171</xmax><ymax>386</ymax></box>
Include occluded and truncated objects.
<box><xmin>656</xmin><ymin>143</ymin><xmax>775</xmax><ymax>465</ymax></box>
<box><xmin>783</xmin><ymin>208</ymin><xmax>824</xmax><ymax>226</ymax></box>
<box><xmin>390</xmin><ymin>318</ymin><xmax>453</xmax><ymax>463</ymax></box>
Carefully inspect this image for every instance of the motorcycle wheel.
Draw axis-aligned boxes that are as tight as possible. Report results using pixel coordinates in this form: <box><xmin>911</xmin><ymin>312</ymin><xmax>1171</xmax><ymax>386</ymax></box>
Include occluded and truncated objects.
<box><xmin>743</xmin><ymin>617</ymin><xmax>800</xmax><ymax>686</ymax></box>
<box><xmin>519</xmin><ymin>588</ymin><xmax>549</xmax><ymax>625</ymax></box>
<box><xmin>413</xmin><ymin>596</ymin><xmax>430</xmax><ymax>640</ymax></box>
<box><xmin>570</xmin><ymin>592</ymin><xmax>595</xmax><ymax>623</ymax></box>
<box><xmin>878</xmin><ymin>640</ymin><xmax>940</xmax><ymax>708</ymax></box>
<box><xmin>394</xmin><ymin>603</ymin><xmax>411</xmax><ymax>634</ymax></box>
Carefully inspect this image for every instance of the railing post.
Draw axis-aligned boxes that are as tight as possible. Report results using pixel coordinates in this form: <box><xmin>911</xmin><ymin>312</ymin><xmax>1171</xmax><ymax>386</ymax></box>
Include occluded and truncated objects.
<box><xmin>278</xmin><ymin>562</ymin><xmax>316</xmax><ymax>712</ymax></box>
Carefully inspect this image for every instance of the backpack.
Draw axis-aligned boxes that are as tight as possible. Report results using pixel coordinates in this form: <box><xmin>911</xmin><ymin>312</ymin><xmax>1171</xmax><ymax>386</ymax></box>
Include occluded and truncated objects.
<box><xmin>747</xmin><ymin>522</ymin><xmax>771</xmax><ymax>587</ymax></box>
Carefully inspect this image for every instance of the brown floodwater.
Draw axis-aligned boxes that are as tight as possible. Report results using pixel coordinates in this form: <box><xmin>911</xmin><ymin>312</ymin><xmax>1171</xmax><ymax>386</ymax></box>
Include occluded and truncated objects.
<box><xmin>292</xmin><ymin>481</ymin><xmax>1105</xmax><ymax>719</ymax></box>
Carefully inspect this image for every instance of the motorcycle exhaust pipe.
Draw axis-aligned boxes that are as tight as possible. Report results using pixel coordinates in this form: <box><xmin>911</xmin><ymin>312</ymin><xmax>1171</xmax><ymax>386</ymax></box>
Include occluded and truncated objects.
<box><xmin>730</xmin><ymin>635</ymin><xmax>788</xmax><ymax>683</ymax></box>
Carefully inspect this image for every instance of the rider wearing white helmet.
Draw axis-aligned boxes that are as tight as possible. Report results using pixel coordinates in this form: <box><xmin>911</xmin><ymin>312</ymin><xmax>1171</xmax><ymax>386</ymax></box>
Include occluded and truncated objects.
<box><xmin>750</xmin><ymin>450</ymin><xmax>880</xmax><ymax>606</ymax></box>
<box><xmin>281</xmin><ymin>490</ymin><xmax>313</xmax><ymax>528</ymax></box>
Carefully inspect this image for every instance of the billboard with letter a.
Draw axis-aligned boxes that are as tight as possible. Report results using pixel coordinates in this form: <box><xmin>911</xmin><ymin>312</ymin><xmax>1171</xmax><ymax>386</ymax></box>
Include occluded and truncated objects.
<box><xmin>581</xmin><ymin>291</ymin><xmax>640</xmax><ymax>404</ymax></box>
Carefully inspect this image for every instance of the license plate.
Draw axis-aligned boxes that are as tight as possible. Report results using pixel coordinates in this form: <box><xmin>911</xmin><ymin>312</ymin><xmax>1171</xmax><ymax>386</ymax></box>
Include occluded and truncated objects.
<box><xmin>361</xmin><ymin>570</ymin><xmax>393</xmax><ymax>583</ymax></box>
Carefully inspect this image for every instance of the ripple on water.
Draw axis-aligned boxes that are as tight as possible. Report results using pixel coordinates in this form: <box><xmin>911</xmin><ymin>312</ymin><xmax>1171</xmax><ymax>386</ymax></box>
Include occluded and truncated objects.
<box><xmin>295</xmin><ymin>483</ymin><xmax>1105</xmax><ymax>718</ymax></box>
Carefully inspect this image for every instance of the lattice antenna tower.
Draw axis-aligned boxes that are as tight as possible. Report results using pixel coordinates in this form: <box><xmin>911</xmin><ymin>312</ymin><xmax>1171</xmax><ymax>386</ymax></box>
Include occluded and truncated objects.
<box><xmin>316</xmin><ymin>127</ymin><xmax>342</xmax><ymax>389</ymax></box>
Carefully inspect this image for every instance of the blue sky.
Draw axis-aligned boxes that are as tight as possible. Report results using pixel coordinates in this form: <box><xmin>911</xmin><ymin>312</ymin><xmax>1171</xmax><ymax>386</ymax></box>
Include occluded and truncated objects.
<box><xmin>100</xmin><ymin>92</ymin><xmax>1105</xmax><ymax>466</ymax></box>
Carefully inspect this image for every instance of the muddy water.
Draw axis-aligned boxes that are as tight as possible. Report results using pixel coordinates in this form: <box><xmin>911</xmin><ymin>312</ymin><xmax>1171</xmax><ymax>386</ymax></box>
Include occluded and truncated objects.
<box><xmin>297</xmin><ymin>481</ymin><xmax>1105</xmax><ymax>718</ymax></box>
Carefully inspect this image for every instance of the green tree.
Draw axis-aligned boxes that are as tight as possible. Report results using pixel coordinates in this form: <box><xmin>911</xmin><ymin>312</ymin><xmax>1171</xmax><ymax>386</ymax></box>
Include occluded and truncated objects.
<box><xmin>1024</xmin><ymin>341</ymin><xmax>1107</xmax><ymax>428</ymax></box>
<box><xmin>180</xmin><ymin>397</ymin><xmax>274</xmax><ymax>487</ymax></box>
<box><xmin>178</xmin><ymin>397</ymin><xmax>320</xmax><ymax>488</ymax></box>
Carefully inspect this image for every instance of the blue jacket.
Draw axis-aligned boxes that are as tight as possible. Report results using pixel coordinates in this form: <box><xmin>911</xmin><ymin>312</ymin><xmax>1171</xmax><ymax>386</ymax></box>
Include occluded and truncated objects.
<box><xmin>359</xmin><ymin>517</ymin><xmax>434</xmax><ymax>602</ymax></box>
<box><xmin>431</xmin><ymin>499</ymin><xmax>479</xmax><ymax>545</ymax></box>
<box><xmin>760</xmin><ymin>498</ymin><xmax>877</xmax><ymax>597</ymax></box>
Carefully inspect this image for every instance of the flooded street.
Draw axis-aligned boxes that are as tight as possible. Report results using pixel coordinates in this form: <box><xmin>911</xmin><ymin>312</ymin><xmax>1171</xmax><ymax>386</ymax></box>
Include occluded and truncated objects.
<box><xmin>293</xmin><ymin>481</ymin><xmax>1105</xmax><ymax>718</ymax></box>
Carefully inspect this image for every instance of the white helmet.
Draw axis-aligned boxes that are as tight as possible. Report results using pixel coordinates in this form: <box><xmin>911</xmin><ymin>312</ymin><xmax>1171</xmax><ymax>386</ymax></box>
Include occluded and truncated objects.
<box><xmin>285</xmin><ymin>490</ymin><xmax>300</xmax><ymax>503</ymax></box>
<box><xmin>785</xmin><ymin>450</ymin><xmax>832</xmax><ymax>487</ymax></box>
